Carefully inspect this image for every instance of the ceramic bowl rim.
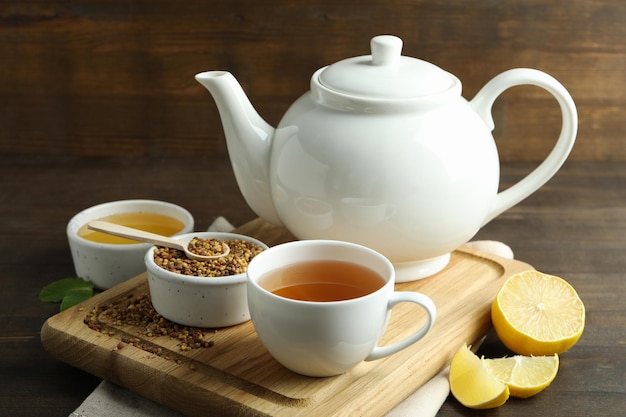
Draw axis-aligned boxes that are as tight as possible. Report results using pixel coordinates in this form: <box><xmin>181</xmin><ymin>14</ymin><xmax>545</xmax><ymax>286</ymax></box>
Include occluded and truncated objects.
<box><xmin>67</xmin><ymin>199</ymin><xmax>194</xmax><ymax>251</ymax></box>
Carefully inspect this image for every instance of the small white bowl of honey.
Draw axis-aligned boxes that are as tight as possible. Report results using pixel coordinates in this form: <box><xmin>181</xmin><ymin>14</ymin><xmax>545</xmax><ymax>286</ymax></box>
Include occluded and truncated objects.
<box><xmin>67</xmin><ymin>200</ymin><xmax>194</xmax><ymax>289</ymax></box>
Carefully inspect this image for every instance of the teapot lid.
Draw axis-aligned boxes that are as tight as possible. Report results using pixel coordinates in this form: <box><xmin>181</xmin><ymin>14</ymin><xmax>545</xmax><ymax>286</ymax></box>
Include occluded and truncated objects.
<box><xmin>318</xmin><ymin>35</ymin><xmax>458</xmax><ymax>99</ymax></box>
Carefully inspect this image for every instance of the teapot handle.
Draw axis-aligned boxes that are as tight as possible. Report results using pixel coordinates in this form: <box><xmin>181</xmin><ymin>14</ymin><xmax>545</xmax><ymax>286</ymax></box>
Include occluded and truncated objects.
<box><xmin>470</xmin><ymin>68</ymin><xmax>578</xmax><ymax>226</ymax></box>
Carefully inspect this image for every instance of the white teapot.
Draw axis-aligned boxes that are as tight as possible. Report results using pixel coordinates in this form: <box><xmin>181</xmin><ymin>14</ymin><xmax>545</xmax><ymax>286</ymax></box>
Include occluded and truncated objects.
<box><xmin>196</xmin><ymin>35</ymin><xmax>577</xmax><ymax>281</ymax></box>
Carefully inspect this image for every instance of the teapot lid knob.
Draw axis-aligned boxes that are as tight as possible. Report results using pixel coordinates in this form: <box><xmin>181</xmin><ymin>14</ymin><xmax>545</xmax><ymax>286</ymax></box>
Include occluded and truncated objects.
<box><xmin>371</xmin><ymin>35</ymin><xmax>403</xmax><ymax>66</ymax></box>
<box><xmin>317</xmin><ymin>35</ymin><xmax>459</xmax><ymax>100</ymax></box>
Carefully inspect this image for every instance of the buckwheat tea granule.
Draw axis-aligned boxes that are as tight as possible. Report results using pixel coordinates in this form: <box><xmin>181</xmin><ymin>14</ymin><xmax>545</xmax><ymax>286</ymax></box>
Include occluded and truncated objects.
<box><xmin>84</xmin><ymin>293</ymin><xmax>216</xmax><ymax>352</ymax></box>
<box><xmin>153</xmin><ymin>238</ymin><xmax>264</xmax><ymax>277</ymax></box>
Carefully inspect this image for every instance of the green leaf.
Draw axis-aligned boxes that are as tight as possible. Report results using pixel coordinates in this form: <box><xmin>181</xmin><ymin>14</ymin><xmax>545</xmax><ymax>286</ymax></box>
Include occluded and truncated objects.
<box><xmin>60</xmin><ymin>287</ymin><xmax>94</xmax><ymax>311</ymax></box>
<box><xmin>39</xmin><ymin>278</ymin><xmax>94</xmax><ymax>303</ymax></box>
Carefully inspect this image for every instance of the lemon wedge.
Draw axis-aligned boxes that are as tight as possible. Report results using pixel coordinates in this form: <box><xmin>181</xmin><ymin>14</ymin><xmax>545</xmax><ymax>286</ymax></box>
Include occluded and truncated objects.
<box><xmin>449</xmin><ymin>343</ymin><xmax>510</xmax><ymax>409</ymax></box>
<box><xmin>483</xmin><ymin>353</ymin><xmax>559</xmax><ymax>398</ymax></box>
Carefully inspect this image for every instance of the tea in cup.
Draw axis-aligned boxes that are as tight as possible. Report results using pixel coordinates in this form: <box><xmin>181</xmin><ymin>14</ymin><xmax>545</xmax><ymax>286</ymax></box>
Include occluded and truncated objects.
<box><xmin>246</xmin><ymin>240</ymin><xmax>436</xmax><ymax>377</ymax></box>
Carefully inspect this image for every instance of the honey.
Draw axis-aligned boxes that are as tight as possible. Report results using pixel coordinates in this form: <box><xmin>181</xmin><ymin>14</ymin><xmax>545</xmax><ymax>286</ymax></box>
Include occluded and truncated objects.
<box><xmin>78</xmin><ymin>212</ymin><xmax>185</xmax><ymax>244</ymax></box>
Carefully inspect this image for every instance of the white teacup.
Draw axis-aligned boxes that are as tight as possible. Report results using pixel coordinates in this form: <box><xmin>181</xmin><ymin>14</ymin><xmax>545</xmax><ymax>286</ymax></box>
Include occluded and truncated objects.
<box><xmin>246</xmin><ymin>240</ymin><xmax>437</xmax><ymax>377</ymax></box>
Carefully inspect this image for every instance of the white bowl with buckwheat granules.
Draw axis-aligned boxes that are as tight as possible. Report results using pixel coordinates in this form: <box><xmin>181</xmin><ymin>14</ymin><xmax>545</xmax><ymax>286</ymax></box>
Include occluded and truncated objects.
<box><xmin>145</xmin><ymin>232</ymin><xmax>268</xmax><ymax>328</ymax></box>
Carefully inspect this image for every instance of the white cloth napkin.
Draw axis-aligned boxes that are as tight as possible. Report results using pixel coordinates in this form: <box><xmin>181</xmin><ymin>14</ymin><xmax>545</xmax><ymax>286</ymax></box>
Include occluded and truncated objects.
<box><xmin>70</xmin><ymin>217</ymin><xmax>514</xmax><ymax>417</ymax></box>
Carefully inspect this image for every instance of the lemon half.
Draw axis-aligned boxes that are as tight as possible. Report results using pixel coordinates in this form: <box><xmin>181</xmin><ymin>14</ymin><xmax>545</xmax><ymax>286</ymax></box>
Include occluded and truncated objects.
<box><xmin>492</xmin><ymin>270</ymin><xmax>585</xmax><ymax>356</ymax></box>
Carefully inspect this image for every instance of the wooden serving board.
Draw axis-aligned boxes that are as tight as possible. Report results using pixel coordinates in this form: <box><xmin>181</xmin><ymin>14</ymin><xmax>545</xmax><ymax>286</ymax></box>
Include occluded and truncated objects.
<box><xmin>41</xmin><ymin>218</ymin><xmax>532</xmax><ymax>416</ymax></box>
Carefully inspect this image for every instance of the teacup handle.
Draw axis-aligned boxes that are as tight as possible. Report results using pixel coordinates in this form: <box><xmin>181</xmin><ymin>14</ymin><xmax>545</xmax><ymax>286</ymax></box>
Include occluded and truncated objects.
<box><xmin>470</xmin><ymin>68</ymin><xmax>578</xmax><ymax>226</ymax></box>
<box><xmin>365</xmin><ymin>292</ymin><xmax>436</xmax><ymax>361</ymax></box>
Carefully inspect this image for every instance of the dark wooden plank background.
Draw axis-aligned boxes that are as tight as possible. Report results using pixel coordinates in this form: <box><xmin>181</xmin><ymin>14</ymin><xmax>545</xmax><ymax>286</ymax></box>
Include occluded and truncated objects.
<box><xmin>1</xmin><ymin>0</ymin><xmax>624</xmax><ymax>161</ymax></box>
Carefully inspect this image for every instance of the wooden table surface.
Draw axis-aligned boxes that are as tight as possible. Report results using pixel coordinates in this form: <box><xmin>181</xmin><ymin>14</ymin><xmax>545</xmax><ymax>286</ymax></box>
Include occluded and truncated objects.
<box><xmin>1</xmin><ymin>154</ymin><xmax>624</xmax><ymax>417</ymax></box>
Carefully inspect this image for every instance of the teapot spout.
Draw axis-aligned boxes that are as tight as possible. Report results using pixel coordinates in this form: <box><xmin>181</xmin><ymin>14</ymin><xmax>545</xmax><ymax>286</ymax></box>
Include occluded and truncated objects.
<box><xmin>195</xmin><ymin>71</ymin><xmax>282</xmax><ymax>225</ymax></box>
